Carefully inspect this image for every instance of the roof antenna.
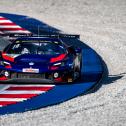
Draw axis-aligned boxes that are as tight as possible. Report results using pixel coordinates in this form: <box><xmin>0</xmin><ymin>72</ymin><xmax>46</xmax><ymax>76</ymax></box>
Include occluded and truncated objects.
<box><xmin>38</xmin><ymin>25</ymin><xmax>40</xmax><ymax>37</ymax></box>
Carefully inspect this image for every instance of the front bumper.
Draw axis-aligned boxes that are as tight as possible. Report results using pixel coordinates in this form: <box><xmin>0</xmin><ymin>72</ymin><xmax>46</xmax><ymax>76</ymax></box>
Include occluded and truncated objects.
<box><xmin>0</xmin><ymin>69</ymin><xmax>74</xmax><ymax>84</ymax></box>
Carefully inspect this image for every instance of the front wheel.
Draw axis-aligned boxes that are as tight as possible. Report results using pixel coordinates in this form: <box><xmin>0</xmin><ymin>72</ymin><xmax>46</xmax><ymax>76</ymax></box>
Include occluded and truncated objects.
<box><xmin>67</xmin><ymin>53</ymin><xmax>82</xmax><ymax>83</ymax></box>
<box><xmin>74</xmin><ymin>53</ymin><xmax>82</xmax><ymax>80</ymax></box>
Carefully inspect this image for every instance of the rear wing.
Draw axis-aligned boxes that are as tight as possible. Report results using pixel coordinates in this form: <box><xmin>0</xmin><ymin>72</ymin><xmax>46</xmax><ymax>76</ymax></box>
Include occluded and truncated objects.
<box><xmin>0</xmin><ymin>33</ymin><xmax>80</xmax><ymax>41</ymax></box>
<box><xmin>10</xmin><ymin>33</ymin><xmax>80</xmax><ymax>39</ymax></box>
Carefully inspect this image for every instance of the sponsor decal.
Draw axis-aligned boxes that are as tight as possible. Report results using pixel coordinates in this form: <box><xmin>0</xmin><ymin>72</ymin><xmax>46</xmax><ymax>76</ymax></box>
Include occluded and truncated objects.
<box><xmin>22</xmin><ymin>68</ymin><xmax>39</xmax><ymax>73</ymax></box>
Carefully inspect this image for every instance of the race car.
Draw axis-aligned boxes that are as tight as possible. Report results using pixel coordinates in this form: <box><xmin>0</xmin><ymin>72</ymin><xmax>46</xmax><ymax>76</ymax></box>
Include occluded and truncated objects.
<box><xmin>0</xmin><ymin>35</ymin><xmax>82</xmax><ymax>83</ymax></box>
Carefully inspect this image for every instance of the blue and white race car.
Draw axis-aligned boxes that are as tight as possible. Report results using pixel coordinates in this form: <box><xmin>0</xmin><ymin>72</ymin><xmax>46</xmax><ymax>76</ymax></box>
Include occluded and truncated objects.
<box><xmin>0</xmin><ymin>35</ymin><xmax>82</xmax><ymax>83</ymax></box>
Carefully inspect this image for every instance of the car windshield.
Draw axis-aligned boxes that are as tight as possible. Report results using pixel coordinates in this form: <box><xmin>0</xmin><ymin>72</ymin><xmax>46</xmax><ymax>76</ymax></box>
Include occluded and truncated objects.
<box><xmin>6</xmin><ymin>42</ymin><xmax>66</xmax><ymax>55</ymax></box>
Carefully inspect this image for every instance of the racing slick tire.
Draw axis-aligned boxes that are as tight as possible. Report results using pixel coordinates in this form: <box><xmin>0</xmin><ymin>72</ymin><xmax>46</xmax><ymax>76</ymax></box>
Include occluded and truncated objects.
<box><xmin>67</xmin><ymin>53</ymin><xmax>82</xmax><ymax>83</ymax></box>
<box><xmin>74</xmin><ymin>53</ymin><xmax>82</xmax><ymax>81</ymax></box>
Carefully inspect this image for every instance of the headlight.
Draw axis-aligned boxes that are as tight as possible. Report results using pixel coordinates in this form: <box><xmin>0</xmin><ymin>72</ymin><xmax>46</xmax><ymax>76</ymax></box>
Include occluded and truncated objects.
<box><xmin>53</xmin><ymin>62</ymin><xmax>65</xmax><ymax>67</ymax></box>
<box><xmin>0</xmin><ymin>61</ymin><xmax>11</xmax><ymax>68</ymax></box>
<box><xmin>49</xmin><ymin>62</ymin><xmax>65</xmax><ymax>70</ymax></box>
<box><xmin>3</xmin><ymin>61</ymin><xmax>11</xmax><ymax>65</ymax></box>
<box><xmin>53</xmin><ymin>62</ymin><xmax>62</xmax><ymax>66</ymax></box>
<box><xmin>0</xmin><ymin>61</ymin><xmax>10</xmax><ymax>66</ymax></box>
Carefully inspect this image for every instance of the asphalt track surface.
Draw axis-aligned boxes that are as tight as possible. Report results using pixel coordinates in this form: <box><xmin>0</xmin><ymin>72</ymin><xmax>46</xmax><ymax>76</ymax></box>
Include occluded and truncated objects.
<box><xmin>0</xmin><ymin>13</ymin><xmax>103</xmax><ymax>115</ymax></box>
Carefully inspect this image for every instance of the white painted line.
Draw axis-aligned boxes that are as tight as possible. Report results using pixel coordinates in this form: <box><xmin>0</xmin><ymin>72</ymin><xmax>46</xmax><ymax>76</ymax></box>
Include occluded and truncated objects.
<box><xmin>0</xmin><ymin>25</ymin><xmax>21</xmax><ymax>28</ymax></box>
<box><xmin>0</xmin><ymin>90</ymin><xmax>45</xmax><ymax>94</ymax></box>
<box><xmin>11</xmin><ymin>84</ymin><xmax>55</xmax><ymax>87</ymax></box>
<box><xmin>0</xmin><ymin>20</ymin><xmax>12</xmax><ymax>23</ymax></box>
<box><xmin>0</xmin><ymin>98</ymin><xmax>26</xmax><ymax>102</ymax></box>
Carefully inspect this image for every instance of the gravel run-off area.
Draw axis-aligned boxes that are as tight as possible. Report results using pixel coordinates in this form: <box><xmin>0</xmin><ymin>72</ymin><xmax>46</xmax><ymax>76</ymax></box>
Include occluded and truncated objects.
<box><xmin>0</xmin><ymin>0</ymin><xmax>126</xmax><ymax>126</ymax></box>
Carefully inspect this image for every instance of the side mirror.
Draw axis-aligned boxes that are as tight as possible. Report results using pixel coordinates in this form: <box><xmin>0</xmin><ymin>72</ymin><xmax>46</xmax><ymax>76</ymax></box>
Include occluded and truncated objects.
<box><xmin>68</xmin><ymin>46</ymin><xmax>82</xmax><ymax>55</ymax></box>
<box><xmin>68</xmin><ymin>46</ymin><xmax>76</xmax><ymax>55</ymax></box>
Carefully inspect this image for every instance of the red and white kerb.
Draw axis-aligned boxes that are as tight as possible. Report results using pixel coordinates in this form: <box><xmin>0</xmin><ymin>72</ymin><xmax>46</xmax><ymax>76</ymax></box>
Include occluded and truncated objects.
<box><xmin>0</xmin><ymin>16</ymin><xmax>31</xmax><ymax>34</ymax></box>
<box><xmin>0</xmin><ymin>84</ymin><xmax>55</xmax><ymax>107</ymax></box>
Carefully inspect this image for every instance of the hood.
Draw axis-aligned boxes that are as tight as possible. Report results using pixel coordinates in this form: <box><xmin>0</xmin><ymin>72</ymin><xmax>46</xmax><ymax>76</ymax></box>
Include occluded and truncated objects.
<box><xmin>2</xmin><ymin>53</ymin><xmax>67</xmax><ymax>73</ymax></box>
<box><xmin>14</xmin><ymin>54</ymin><xmax>57</xmax><ymax>66</ymax></box>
